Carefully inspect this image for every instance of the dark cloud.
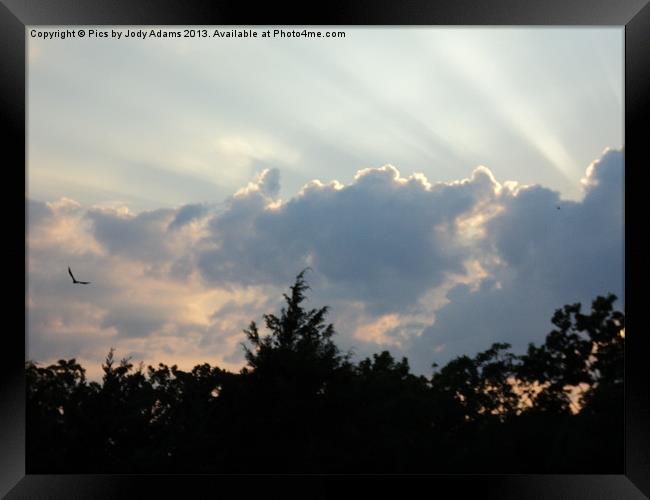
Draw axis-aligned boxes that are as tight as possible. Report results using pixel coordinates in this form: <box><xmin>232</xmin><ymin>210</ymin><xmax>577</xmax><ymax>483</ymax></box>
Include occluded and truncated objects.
<box><xmin>488</xmin><ymin>148</ymin><xmax>623</xmax><ymax>301</ymax></box>
<box><xmin>86</xmin><ymin>207</ymin><xmax>174</xmax><ymax>262</ymax></box>
<box><xmin>27</xmin><ymin>149</ymin><xmax>624</xmax><ymax>376</ymax></box>
<box><xmin>168</xmin><ymin>203</ymin><xmax>208</xmax><ymax>231</ymax></box>
<box><xmin>26</xmin><ymin>198</ymin><xmax>53</xmax><ymax>229</ymax></box>
<box><xmin>100</xmin><ymin>304</ymin><xmax>166</xmax><ymax>338</ymax></box>
<box><xmin>406</xmin><ymin>149</ymin><xmax>624</xmax><ymax>374</ymax></box>
<box><xmin>196</xmin><ymin>164</ymin><xmax>500</xmax><ymax>314</ymax></box>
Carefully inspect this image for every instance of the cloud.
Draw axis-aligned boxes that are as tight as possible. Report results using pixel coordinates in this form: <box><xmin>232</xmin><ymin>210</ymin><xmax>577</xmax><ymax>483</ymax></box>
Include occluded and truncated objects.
<box><xmin>488</xmin><ymin>148</ymin><xmax>623</xmax><ymax>300</ymax></box>
<box><xmin>168</xmin><ymin>203</ymin><xmax>208</xmax><ymax>231</ymax></box>
<box><xmin>100</xmin><ymin>304</ymin><xmax>167</xmax><ymax>339</ymax></box>
<box><xmin>27</xmin><ymin>198</ymin><xmax>53</xmax><ymax>232</ymax></box>
<box><xmin>26</xmin><ymin>149</ymin><xmax>624</xmax><ymax>377</ymax></box>
<box><xmin>195</xmin><ymin>163</ymin><xmax>502</xmax><ymax>316</ymax></box>
<box><xmin>407</xmin><ymin>148</ymin><xmax>624</xmax><ymax>373</ymax></box>
<box><xmin>86</xmin><ymin>207</ymin><xmax>175</xmax><ymax>262</ymax></box>
<box><xmin>231</xmin><ymin>167</ymin><xmax>282</xmax><ymax>200</ymax></box>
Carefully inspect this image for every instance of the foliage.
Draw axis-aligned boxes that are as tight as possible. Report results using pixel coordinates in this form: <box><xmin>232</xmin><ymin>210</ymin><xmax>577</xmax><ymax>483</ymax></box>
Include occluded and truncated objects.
<box><xmin>26</xmin><ymin>271</ymin><xmax>625</xmax><ymax>473</ymax></box>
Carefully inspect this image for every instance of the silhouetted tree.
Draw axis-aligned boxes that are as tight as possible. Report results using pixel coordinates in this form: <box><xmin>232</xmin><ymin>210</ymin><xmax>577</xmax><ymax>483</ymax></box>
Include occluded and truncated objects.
<box><xmin>25</xmin><ymin>274</ymin><xmax>625</xmax><ymax>474</ymax></box>
<box><xmin>517</xmin><ymin>294</ymin><xmax>624</xmax><ymax>415</ymax></box>
<box><xmin>230</xmin><ymin>269</ymin><xmax>355</xmax><ymax>471</ymax></box>
<box><xmin>242</xmin><ymin>269</ymin><xmax>349</xmax><ymax>385</ymax></box>
<box><xmin>430</xmin><ymin>342</ymin><xmax>518</xmax><ymax>428</ymax></box>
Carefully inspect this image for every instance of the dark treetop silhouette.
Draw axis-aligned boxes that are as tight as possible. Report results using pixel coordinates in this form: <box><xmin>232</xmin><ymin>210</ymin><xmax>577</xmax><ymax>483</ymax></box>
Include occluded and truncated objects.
<box><xmin>27</xmin><ymin>269</ymin><xmax>624</xmax><ymax>473</ymax></box>
<box><xmin>68</xmin><ymin>266</ymin><xmax>90</xmax><ymax>285</ymax></box>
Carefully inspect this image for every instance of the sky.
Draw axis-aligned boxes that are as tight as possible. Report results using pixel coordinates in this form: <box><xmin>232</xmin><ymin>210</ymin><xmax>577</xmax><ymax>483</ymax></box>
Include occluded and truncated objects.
<box><xmin>27</xmin><ymin>27</ymin><xmax>624</xmax><ymax>379</ymax></box>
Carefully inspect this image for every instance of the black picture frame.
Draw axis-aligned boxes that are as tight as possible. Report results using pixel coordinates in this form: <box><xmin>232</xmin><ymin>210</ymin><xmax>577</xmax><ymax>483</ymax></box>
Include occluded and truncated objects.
<box><xmin>4</xmin><ymin>1</ymin><xmax>648</xmax><ymax>498</ymax></box>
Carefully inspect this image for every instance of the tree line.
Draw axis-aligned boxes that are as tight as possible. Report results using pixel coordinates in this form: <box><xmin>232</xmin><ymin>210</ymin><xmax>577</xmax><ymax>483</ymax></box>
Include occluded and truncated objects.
<box><xmin>27</xmin><ymin>270</ymin><xmax>624</xmax><ymax>473</ymax></box>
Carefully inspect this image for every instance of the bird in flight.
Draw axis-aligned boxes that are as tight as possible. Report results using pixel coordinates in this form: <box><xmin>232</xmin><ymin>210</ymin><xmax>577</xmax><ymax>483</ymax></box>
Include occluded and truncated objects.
<box><xmin>68</xmin><ymin>266</ymin><xmax>91</xmax><ymax>285</ymax></box>
<box><xmin>556</xmin><ymin>206</ymin><xmax>561</xmax><ymax>210</ymax></box>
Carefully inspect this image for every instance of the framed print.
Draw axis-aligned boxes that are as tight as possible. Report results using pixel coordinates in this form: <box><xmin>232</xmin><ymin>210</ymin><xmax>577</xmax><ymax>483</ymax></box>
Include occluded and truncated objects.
<box><xmin>3</xmin><ymin>0</ymin><xmax>649</xmax><ymax>498</ymax></box>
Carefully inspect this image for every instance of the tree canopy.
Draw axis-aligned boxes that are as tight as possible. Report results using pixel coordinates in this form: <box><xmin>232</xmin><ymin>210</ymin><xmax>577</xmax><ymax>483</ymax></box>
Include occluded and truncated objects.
<box><xmin>26</xmin><ymin>271</ymin><xmax>625</xmax><ymax>473</ymax></box>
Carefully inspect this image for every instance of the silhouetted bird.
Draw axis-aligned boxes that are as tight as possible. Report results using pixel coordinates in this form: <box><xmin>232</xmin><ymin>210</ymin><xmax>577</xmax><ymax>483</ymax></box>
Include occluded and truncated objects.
<box><xmin>68</xmin><ymin>266</ymin><xmax>91</xmax><ymax>285</ymax></box>
<box><xmin>556</xmin><ymin>206</ymin><xmax>561</xmax><ymax>210</ymax></box>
